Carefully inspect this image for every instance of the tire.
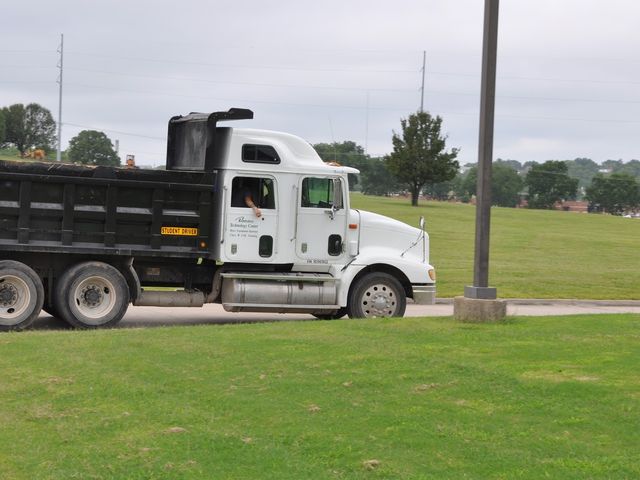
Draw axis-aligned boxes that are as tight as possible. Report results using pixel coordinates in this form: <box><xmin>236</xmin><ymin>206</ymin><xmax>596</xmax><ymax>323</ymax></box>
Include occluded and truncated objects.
<box><xmin>54</xmin><ymin>262</ymin><xmax>129</xmax><ymax>329</ymax></box>
<box><xmin>0</xmin><ymin>260</ymin><xmax>44</xmax><ymax>331</ymax></box>
<box><xmin>347</xmin><ymin>272</ymin><xmax>406</xmax><ymax>319</ymax></box>
<box><xmin>312</xmin><ymin>307</ymin><xmax>347</xmax><ymax>320</ymax></box>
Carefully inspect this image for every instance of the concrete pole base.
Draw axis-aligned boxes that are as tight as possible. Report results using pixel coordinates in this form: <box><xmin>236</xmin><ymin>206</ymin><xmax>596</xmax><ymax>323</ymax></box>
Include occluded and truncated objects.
<box><xmin>453</xmin><ymin>296</ymin><xmax>507</xmax><ymax>323</ymax></box>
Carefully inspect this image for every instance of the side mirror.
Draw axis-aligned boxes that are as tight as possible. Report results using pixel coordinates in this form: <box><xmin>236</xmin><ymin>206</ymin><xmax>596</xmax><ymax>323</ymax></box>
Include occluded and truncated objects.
<box><xmin>419</xmin><ymin>216</ymin><xmax>425</xmax><ymax>230</ymax></box>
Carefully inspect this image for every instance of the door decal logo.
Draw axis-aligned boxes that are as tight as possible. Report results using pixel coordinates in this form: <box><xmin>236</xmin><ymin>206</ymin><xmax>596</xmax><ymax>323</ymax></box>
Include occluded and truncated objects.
<box><xmin>229</xmin><ymin>216</ymin><xmax>259</xmax><ymax>239</ymax></box>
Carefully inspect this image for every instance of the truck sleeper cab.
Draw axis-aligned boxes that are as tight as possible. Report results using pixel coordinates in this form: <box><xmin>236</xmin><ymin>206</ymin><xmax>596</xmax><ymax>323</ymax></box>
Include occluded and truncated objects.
<box><xmin>0</xmin><ymin>108</ymin><xmax>436</xmax><ymax>331</ymax></box>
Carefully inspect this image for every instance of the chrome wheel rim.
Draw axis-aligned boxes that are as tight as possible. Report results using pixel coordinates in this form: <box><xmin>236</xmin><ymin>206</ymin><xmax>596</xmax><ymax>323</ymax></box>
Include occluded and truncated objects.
<box><xmin>0</xmin><ymin>275</ymin><xmax>31</xmax><ymax>325</ymax></box>
<box><xmin>73</xmin><ymin>276</ymin><xmax>116</xmax><ymax>324</ymax></box>
<box><xmin>360</xmin><ymin>283</ymin><xmax>398</xmax><ymax>317</ymax></box>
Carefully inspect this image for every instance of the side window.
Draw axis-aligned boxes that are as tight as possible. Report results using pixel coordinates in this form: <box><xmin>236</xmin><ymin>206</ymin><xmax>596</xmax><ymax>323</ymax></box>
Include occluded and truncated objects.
<box><xmin>231</xmin><ymin>177</ymin><xmax>276</xmax><ymax>209</ymax></box>
<box><xmin>242</xmin><ymin>144</ymin><xmax>281</xmax><ymax>164</ymax></box>
<box><xmin>301</xmin><ymin>177</ymin><xmax>342</xmax><ymax>208</ymax></box>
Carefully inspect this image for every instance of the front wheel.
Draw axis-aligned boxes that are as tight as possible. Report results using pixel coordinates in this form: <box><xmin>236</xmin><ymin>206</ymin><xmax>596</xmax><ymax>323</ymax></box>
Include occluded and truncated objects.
<box><xmin>347</xmin><ymin>272</ymin><xmax>406</xmax><ymax>319</ymax></box>
<box><xmin>54</xmin><ymin>262</ymin><xmax>130</xmax><ymax>329</ymax></box>
<box><xmin>0</xmin><ymin>261</ymin><xmax>44</xmax><ymax>331</ymax></box>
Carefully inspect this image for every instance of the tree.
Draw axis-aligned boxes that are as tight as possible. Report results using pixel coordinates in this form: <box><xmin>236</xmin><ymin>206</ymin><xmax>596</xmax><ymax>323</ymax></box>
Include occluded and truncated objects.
<box><xmin>360</xmin><ymin>157</ymin><xmax>401</xmax><ymax>196</ymax></box>
<box><xmin>459</xmin><ymin>168</ymin><xmax>478</xmax><ymax>200</ymax></box>
<box><xmin>423</xmin><ymin>180</ymin><xmax>455</xmax><ymax>201</ymax></box>
<box><xmin>525</xmin><ymin>161</ymin><xmax>578</xmax><ymax>209</ymax></box>
<box><xmin>67</xmin><ymin>130</ymin><xmax>121</xmax><ymax>166</ymax></box>
<box><xmin>2</xmin><ymin>103</ymin><xmax>56</xmax><ymax>155</ymax></box>
<box><xmin>617</xmin><ymin>159</ymin><xmax>640</xmax><ymax>180</ymax></box>
<box><xmin>602</xmin><ymin>159</ymin><xmax>624</xmax><ymax>172</ymax></box>
<box><xmin>495</xmin><ymin>158</ymin><xmax>523</xmax><ymax>173</ymax></box>
<box><xmin>459</xmin><ymin>164</ymin><xmax>524</xmax><ymax>207</ymax></box>
<box><xmin>522</xmin><ymin>161</ymin><xmax>537</xmax><ymax>174</ymax></box>
<box><xmin>313</xmin><ymin>141</ymin><xmax>366</xmax><ymax>167</ymax></box>
<box><xmin>585</xmin><ymin>173</ymin><xmax>640</xmax><ymax>215</ymax></box>
<box><xmin>492</xmin><ymin>165</ymin><xmax>524</xmax><ymax>207</ymax></box>
<box><xmin>313</xmin><ymin>141</ymin><xmax>367</xmax><ymax>189</ymax></box>
<box><xmin>2</xmin><ymin>104</ymin><xmax>25</xmax><ymax>152</ymax></box>
<box><xmin>385</xmin><ymin>111</ymin><xmax>459</xmax><ymax>206</ymax></box>
<box><xmin>565</xmin><ymin>158</ymin><xmax>599</xmax><ymax>195</ymax></box>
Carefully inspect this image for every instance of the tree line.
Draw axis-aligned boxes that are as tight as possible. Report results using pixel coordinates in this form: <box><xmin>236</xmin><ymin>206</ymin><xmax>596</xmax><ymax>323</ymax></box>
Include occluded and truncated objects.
<box><xmin>313</xmin><ymin>112</ymin><xmax>640</xmax><ymax>216</ymax></box>
<box><xmin>2</xmin><ymin>103</ymin><xmax>638</xmax><ymax>215</ymax></box>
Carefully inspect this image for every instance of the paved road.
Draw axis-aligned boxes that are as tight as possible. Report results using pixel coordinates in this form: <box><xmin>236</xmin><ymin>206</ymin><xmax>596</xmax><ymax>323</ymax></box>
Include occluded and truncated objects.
<box><xmin>32</xmin><ymin>300</ymin><xmax>640</xmax><ymax>330</ymax></box>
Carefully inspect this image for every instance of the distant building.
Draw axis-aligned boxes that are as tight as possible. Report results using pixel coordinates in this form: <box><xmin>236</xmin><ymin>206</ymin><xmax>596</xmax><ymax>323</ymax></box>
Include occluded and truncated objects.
<box><xmin>555</xmin><ymin>200</ymin><xmax>589</xmax><ymax>212</ymax></box>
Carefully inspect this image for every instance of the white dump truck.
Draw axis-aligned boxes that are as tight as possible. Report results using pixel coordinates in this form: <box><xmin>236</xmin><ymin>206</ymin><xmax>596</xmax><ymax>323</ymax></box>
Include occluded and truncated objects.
<box><xmin>0</xmin><ymin>108</ymin><xmax>436</xmax><ymax>330</ymax></box>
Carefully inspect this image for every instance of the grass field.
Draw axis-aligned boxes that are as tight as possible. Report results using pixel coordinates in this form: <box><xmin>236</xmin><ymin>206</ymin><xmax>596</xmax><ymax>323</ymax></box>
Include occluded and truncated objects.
<box><xmin>1</xmin><ymin>314</ymin><xmax>638</xmax><ymax>479</ymax></box>
<box><xmin>0</xmin><ymin>152</ymin><xmax>19</xmax><ymax>161</ymax></box>
<box><xmin>351</xmin><ymin>194</ymin><xmax>640</xmax><ymax>299</ymax></box>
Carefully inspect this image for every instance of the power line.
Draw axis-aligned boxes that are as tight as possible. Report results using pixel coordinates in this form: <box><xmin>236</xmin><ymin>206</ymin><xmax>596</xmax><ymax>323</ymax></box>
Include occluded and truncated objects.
<box><xmin>63</xmin><ymin>66</ymin><xmax>417</xmax><ymax>93</ymax></box>
<box><xmin>63</xmin><ymin>82</ymin><xmax>640</xmax><ymax>124</ymax></box>
<box><xmin>66</xmin><ymin>50</ymin><xmax>640</xmax><ymax>85</ymax></box>
<box><xmin>0</xmin><ymin>49</ymin><xmax>54</xmax><ymax>54</ymax></box>
<box><xmin>66</xmin><ymin>51</ymin><xmax>419</xmax><ymax>74</ymax></box>
<box><xmin>0</xmin><ymin>65</ymin><xmax>56</xmax><ymax>69</ymax></box>
<box><xmin>64</xmin><ymin>122</ymin><xmax>166</xmax><ymax>141</ymax></box>
<box><xmin>426</xmin><ymin>88</ymin><xmax>640</xmax><ymax>105</ymax></box>
<box><xmin>63</xmin><ymin>82</ymin><xmax>416</xmax><ymax>111</ymax></box>
<box><xmin>0</xmin><ymin>80</ymin><xmax>54</xmax><ymax>85</ymax></box>
<box><xmin>7</xmin><ymin>64</ymin><xmax>640</xmax><ymax>105</ymax></box>
<box><xmin>6</xmin><ymin>68</ymin><xmax>639</xmax><ymax>107</ymax></box>
<box><xmin>496</xmin><ymin>113</ymin><xmax>640</xmax><ymax>125</ymax></box>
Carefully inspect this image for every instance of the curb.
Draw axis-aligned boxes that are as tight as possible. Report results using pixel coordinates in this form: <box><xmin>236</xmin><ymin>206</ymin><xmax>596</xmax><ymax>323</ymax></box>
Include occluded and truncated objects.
<box><xmin>435</xmin><ymin>298</ymin><xmax>640</xmax><ymax>307</ymax></box>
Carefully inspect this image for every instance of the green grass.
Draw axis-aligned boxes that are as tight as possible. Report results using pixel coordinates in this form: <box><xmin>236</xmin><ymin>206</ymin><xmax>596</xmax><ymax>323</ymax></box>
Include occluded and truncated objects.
<box><xmin>1</xmin><ymin>314</ymin><xmax>639</xmax><ymax>479</ymax></box>
<box><xmin>0</xmin><ymin>150</ymin><xmax>19</xmax><ymax>161</ymax></box>
<box><xmin>0</xmin><ymin>147</ymin><xmax>57</xmax><ymax>162</ymax></box>
<box><xmin>351</xmin><ymin>194</ymin><xmax>640</xmax><ymax>299</ymax></box>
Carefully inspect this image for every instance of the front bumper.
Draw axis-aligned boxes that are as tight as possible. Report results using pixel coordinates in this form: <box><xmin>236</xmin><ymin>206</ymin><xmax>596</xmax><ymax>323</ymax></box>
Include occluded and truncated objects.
<box><xmin>412</xmin><ymin>284</ymin><xmax>436</xmax><ymax>305</ymax></box>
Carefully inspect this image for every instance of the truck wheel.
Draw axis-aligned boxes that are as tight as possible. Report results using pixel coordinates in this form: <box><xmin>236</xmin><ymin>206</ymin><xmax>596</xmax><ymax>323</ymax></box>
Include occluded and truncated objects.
<box><xmin>313</xmin><ymin>307</ymin><xmax>347</xmax><ymax>320</ymax></box>
<box><xmin>54</xmin><ymin>262</ymin><xmax>129</xmax><ymax>329</ymax></box>
<box><xmin>0</xmin><ymin>260</ymin><xmax>44</xmax><ymax>331</ymax></box>
<box><xmin>347</xmin><ymin>272</ymin><xmax>406</xmax><ymax>319</ymax></box>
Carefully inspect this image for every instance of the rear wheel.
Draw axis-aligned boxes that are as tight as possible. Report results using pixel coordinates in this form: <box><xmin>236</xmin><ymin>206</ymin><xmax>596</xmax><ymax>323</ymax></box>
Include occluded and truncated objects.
<box><xmin>347</xmin><ymin>272</ymin><xmax>406</xmax><ymax>319</ymax></box>
<box><xmin>54</xmin><ymin>262</ymin><xmax>129</xmax><ymax>329</ymax></box>
<box><xmin>0</xmin><ymin>261</ymin><xmax>44</xmax><ymax>331</ymax></box>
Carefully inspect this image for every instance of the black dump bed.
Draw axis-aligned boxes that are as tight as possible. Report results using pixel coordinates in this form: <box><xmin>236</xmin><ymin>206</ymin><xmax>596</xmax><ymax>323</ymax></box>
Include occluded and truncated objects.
<box><xmin>0</xmin><ymin>160</ymin><xmax>217</xmax><ymax>259</ymax></box>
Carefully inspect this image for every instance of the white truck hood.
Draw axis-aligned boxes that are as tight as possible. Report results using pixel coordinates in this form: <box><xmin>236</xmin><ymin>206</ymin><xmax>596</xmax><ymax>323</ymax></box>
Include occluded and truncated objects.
<box><xmin>356</xmin><ymin>210</ymin><xmax>428</xmax><ymax>263</ymax></box>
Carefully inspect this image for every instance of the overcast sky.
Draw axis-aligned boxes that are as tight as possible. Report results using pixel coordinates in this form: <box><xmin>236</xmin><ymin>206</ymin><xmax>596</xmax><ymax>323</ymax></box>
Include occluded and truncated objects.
<box><xmin>2</xmin><ymin>0</ymin><xmax>640</xmax><ymax>167</ymax></box>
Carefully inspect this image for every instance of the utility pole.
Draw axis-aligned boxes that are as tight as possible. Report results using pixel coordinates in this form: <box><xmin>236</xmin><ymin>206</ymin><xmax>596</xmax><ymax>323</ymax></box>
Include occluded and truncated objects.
<box><xmin>56</xmin><ymin>33</ymin><xmax>64</xmax><ymax>162</ymax></box>
<box><xmin>420</xmin><ymin>50</ymin><xmax>426</xmax><ymax>112</ymax></box>
<box><xmin>465</xmin><ymin>0</ymin><xmax>500</xmax><ymax>301</ymax></box>
<box><xmin>454</xmin><ymin>0</ymin><xmax>505</xmax><ymax>322</ymax></box>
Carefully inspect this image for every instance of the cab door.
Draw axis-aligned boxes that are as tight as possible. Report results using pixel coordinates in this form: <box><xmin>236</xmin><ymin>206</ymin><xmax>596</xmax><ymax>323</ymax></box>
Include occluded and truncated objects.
<box><xmin>224</xmin><ymin>175</ymin><xmax>278</xmax><ymax>262</ymax></box>
<box><xmin>295</xmin><ymin>176</ymin><xmax>347</xmax><ymax>264</ymax></box>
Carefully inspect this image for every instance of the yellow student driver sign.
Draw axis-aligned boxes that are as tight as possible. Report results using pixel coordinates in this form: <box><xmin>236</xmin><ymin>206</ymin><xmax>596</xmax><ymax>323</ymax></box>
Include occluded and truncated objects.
<box><xmin>161</xmin><ymin>226</ymin><xmax>198</xmax><ymax>236</ymax></box>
